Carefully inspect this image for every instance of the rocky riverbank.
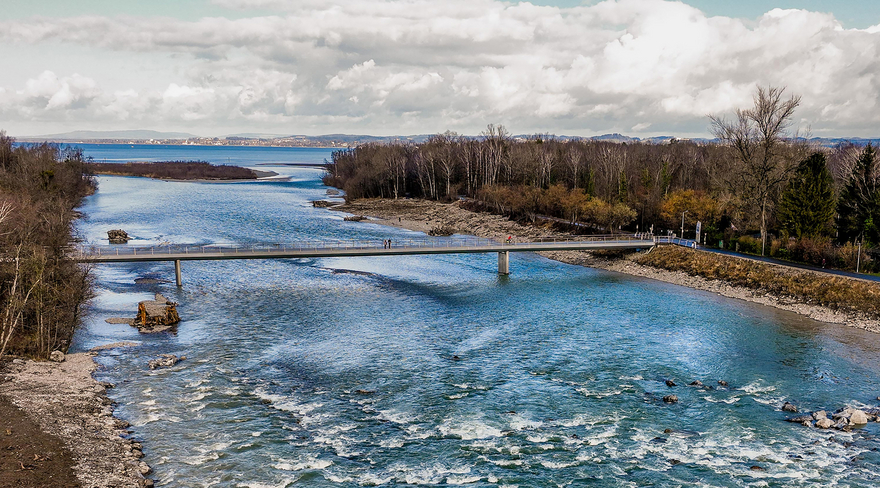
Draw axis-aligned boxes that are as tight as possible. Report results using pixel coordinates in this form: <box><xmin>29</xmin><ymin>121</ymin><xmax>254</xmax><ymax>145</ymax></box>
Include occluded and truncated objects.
<box><xmin>333</xmin><ymin>198</ymin><xmax>880</xmax><ymax>333</ymax></box>
<box><xmin>0</xmin><ymin>346</ymin><xmax>153</xmax><ymax>488</ymax></box>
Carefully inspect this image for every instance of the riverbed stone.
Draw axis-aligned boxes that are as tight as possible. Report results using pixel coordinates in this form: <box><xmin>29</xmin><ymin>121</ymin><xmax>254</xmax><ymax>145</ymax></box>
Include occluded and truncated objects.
<box><xmin>147</xmin><ymin>354</ymin><xmax>183</xmax><ymax>370</ymax></box>
<box><xmin>849</xmin><ymin>409</ymin><xmax>869</xmax><ymax>425</ymax></box>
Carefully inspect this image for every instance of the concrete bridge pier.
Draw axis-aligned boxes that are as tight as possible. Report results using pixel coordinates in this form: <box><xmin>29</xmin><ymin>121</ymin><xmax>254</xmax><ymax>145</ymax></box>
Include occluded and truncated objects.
<box><xmin>498</xmin><ymin>251</ymin><xmax>510</xmax><ymax>275</ymax></box>
<box><xmin>174</xmin><ymin>259</ymin><xmax>182</xmax><ymax>287</ymax></box>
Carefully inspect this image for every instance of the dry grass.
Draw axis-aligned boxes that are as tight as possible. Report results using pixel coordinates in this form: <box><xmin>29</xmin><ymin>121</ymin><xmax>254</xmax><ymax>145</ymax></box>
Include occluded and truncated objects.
<box><xmin>636</xmin><ymin>246</ymin><xmax>880</xmax><ymax>318</ymax></box>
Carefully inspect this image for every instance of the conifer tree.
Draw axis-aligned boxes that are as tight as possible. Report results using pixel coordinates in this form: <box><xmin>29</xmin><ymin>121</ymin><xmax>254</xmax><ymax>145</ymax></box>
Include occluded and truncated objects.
<box><xmin>837</xmin><ymin>144</ymin><xmax>880</xmax><ymax>245</ymax></box>
<box><xmin>777</xmin><ymin>152</ymin><xmax>835</xmax><ymax>238</ymax></box>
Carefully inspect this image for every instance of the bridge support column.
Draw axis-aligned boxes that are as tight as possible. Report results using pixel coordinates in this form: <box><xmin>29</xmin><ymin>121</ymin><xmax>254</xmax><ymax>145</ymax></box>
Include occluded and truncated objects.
<box><xmin>174</xmin><ymin>259</ymin><xmax>182</xmax><ymax>287</ymax></box>
<box><xmin>498</xmin><ymin>251</ymin><xmax>510</xmax><ymax>275</ymax></box>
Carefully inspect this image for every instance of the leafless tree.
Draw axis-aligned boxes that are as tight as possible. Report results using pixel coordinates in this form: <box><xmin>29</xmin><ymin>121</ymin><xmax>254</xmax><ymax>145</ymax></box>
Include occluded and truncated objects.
<box><xmin>710</xmin><ymin>86</ymin><xmax>801</xmax><ymax>255</ymax></box>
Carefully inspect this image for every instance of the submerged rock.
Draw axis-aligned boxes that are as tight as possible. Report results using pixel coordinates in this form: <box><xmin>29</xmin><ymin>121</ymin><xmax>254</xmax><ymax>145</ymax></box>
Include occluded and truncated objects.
<box><xmin>663</xmin><ymin>395</ymin><xmax>678</xmax><ymax>404</ymax></box>
<box><xmin>148</xmin><ymin>354</ymin><xmax>186</xmax><ymax>370</ymax></box>
<box><xmin>665</xmin><ymin>379</ymin><xmax>676</xmax><ymax>387</ymax></box>
<box><xmin>718</xmin><ymin>380</ymin><xmax>729</xmax><ymax>387</ymax></box>
<box><xmin>689</xmin><ymin>380</ymin><xmax>703</xmax><ymax>387</ymax></box>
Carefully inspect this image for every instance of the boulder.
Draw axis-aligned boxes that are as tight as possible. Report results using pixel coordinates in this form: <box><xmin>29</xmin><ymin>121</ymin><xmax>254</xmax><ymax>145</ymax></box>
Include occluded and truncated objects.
<box><xmin>689</xmin><ymin>380</ymin><xmax>703</xmax><ymax>387</ymax></box>
<box><xmin>49</xmin><ymin>350</ymin><xmax>65</xmax><ymax>363</ymax></box>
<box><xmin>134</xmin><ymin>294</ymin><xmax>181</xmax><ymax>332</ymax></box>
<box><xmin>785</xmin><ymin>415</ymin><xmax>813</xmax><ymax>426</ymax></box>
<box><xmin>108</xmin><ymin>229</ymin><xmax>129</xmax><ymax>244</ymax></box>
<box><xmin>782</xmin><ymin>402</ymin><xmax>798</xmax><ymax>413</ymax></box>
<box><xmin>665</xmin><ymin>380</ymin><xmax>676</xmax><ymax>387</ymax></box>
<box><xmin>816</xmin><ymin>418</ymin><xmax>834</xmax><ymax>429</ymax></box>
<box><xmin>812</xmin><ymin>410</ymin><xmax>827</xmax><ymax>420</ymax></box>
<box><xmin>849</xmin><ymin>409</ymin><xmax>869</xmax><ymax>425</ymax></box>
<box><xmin>428</xmin><ymin>226</ymin><xmax>456</xmax><ymax>237</ymax></box>
<box><xmin>663</xmin><ymin>395</ymin><xmax>678</xmax><ymax>404</ymax></box>
<box><xmin>718</xmin><ymin>380</ymin><xmax>728</xmax><ymax>387</ymax></box>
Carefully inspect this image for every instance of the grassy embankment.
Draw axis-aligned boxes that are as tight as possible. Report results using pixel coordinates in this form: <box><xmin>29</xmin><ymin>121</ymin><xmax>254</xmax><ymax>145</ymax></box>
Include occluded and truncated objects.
<box><xmin>637</xmin><ymin>246</ymin><xmax>880</xmax><ymax>318</ymax></box>
<box><xmin>88</xmin><ymin>160</ymin><xmax>260</xmax><ymax>180</ymax></box>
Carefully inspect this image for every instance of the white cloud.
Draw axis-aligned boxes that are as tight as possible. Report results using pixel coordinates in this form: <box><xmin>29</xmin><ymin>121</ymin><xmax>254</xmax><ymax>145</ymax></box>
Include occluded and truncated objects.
<box><xmin>1</xmin><ymin>0</ymin><xmax>879</xmax><ymax>136</ymax></box>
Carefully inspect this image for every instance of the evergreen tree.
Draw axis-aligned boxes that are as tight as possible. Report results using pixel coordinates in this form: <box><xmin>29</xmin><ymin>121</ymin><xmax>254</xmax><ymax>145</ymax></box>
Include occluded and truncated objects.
<box><xmin>777</xmin><ymin>152</ymin><xmax>835</xmax><ymax>238</ymax></box>
<box><xmin>837</xmin><ymin>144</ymin><xmax>880</xmax><ymax>245</ymax></box>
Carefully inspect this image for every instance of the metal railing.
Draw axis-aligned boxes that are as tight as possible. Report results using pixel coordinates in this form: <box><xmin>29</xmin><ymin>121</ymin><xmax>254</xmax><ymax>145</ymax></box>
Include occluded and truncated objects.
<box><xmin>74</xmin><ymin>233</ymin><xmax>656</xmax><ymax>258</ymax></box>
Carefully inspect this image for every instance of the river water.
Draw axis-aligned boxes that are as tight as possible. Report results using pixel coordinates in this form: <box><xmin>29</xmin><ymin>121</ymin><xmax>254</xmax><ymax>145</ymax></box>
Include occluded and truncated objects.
<box><xmin>71</xmin><ymin>145</ymin><xmax>880</xmax><ymax>487</ymax></box>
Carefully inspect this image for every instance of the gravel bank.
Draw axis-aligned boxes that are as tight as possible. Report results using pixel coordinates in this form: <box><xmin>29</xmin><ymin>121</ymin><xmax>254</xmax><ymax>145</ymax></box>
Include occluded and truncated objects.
<box><xmin>333</xmin><ymin>198</ymin><xmax>880</xmax><ymax>332</ymax></box>
<box><xmin>0</xmin><ymin>347</ymin><xmax>153</xmax><ymax>488</ymax></box>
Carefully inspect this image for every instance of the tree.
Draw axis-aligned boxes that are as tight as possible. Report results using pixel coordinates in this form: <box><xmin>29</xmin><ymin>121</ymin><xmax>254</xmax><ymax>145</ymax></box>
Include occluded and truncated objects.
<box><xmin>710</xmin><ymin>86</ymin><xmax>801</xmax><ymax>255</ymax></box>
<box><xmin>777</xmin><ymin>152</ymin><xmax>836</xmax><ymax>238</ymax></box>
<box><xmin>837</xmin><ymin>144</ymin><xmax>880</xmax><ymax>245</ymax></box>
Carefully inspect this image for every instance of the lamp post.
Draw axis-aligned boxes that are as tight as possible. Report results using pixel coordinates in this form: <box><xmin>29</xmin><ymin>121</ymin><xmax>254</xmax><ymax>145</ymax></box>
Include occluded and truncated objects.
<box><xmin>680</xmin><ymin>210</ymin><xmax>689</xmax><ymax>239</ymax></box>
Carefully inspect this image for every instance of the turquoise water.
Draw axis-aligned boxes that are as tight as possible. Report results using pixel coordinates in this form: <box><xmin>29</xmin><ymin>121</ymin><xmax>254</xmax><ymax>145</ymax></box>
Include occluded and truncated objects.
<box><xmin>73</xmin><ymin>147</ymin><xmax>880</xmax><ymax>487</ymax></box>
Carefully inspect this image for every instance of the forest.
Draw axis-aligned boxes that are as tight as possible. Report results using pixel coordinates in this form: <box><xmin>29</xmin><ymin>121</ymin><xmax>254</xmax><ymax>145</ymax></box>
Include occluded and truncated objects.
<box><xmin>0</xmin><ymin>133</ymin><xmax>95</xmax><ymax>359</ymax></box>
<box><xmin>325</xmin><ymin>88</ymin><xmax>880</xmax><ymax>273</ymax></box>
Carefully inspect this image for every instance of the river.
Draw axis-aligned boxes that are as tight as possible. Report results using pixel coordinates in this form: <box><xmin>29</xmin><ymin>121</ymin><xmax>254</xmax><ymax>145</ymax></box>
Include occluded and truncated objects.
<box><xmin>71</xmin><ymin>144</ymin><xmax>880</xmax><ymax>487</ymax></box>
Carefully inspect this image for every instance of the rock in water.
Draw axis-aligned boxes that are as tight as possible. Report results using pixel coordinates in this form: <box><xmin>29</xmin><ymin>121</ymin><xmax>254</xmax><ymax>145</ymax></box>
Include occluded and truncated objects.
<box><xmin>663</xmin><ymin>395</ymin><xmax>678</xmax><ymax>404</ymax></box>
<box><xmin>134</xmin><ymin>293</ymin><xmax>181</xmax><ymax>333</ymax></box>
<box><xmin>49</xmin><ymin>350</ymin><xmax>65</xmax><ymax>362</ymax></box>
<box><xmin>665</xmin><ymin>380</ymin><xmax>676</xmax><ymax>387</ymax></box>
<box><xmin>718</xmin><ymin>380</ymin><xmax>728</xmax><ymax>387</ymax></box>
<box><xmin>107</xmin><ymin>229</ymin><xmax>129</xmax><ymax>244</ymax></box>
<box><xmin>428</xmin><ymin>226</ymin><xmax>456</xmax><ymax>236</ymax></box>
<box><xmin>782</xmin><ymin>402</ymin><xmax>798</xmax><ymax>413</ymax></box>
<box><xmin>689</xmin><ymin>380</ymin><xmax>703</xmax><ymax>387</ymax></box>
<box><xmin>148</xmin><ymin>354</ymin><xmax>185</xmax><ymax>370</ymax></box>
<box><xmin>816</xmin><ymin>418</ymin><xmax>834</xmax><ymax>429</ymax></box>
<box><xmin>849</xmin><ymin>409</ymin><xmax>869</xmax><ymax>425</ymax></box>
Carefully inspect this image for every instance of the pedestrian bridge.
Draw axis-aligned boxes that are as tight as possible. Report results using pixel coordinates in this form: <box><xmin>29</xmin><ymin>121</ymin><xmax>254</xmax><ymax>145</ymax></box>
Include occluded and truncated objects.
<box><xmin>76</xmin><ymin>234</ymin><xmax>674</xmax><ymax>286</ymax></box>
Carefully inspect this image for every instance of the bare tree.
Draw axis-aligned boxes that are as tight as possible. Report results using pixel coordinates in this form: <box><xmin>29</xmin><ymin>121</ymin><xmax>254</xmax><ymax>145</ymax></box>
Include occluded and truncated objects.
<box><xmin>710</xmin><ymin>86</ymin><xmax>801</xmax><ymax>255</ymax></box>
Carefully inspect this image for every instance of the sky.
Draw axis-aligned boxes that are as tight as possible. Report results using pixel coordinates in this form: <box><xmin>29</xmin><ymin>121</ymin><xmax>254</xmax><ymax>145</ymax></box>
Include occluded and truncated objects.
<box><xmin>2</xmin><ymin>0</ymin><xmax>879</xmax><ymax>138</ymax></box>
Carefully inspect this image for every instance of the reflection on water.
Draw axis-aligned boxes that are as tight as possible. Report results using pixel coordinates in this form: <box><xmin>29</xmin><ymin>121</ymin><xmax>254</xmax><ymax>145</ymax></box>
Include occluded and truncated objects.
<box><xmin>74</xmin><ymin>148</ymin><xmax>880</xmax><ymax>487</ymax></box>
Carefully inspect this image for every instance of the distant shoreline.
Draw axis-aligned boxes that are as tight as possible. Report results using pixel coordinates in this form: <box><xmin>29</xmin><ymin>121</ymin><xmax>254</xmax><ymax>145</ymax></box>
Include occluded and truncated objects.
<box><xmin>17</xmin><ymin>140</ymin><xmax>346</xmax><ymax>149</ymax></box>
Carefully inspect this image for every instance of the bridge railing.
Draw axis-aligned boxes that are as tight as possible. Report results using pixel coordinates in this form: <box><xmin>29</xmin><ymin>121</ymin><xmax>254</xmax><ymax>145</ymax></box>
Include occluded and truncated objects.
<box><xmin>75</xmin><ymin>233</ymin><xmax>656</xmax><ymax>257</ymax></box>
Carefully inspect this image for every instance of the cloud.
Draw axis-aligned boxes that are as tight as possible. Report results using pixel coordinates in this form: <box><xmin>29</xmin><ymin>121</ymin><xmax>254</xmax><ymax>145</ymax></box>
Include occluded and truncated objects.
<box><xmin>1</xmin><ymin>0</ymin><xmax>879</xmax><ymax>136</ymax></box>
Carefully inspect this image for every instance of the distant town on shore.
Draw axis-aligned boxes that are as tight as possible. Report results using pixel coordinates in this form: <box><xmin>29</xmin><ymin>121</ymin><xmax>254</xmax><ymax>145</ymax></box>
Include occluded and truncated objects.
<box><xmin>15</xmin><ymin>129</ymin><xmax>880</xmax><ymax>149</ymax></box>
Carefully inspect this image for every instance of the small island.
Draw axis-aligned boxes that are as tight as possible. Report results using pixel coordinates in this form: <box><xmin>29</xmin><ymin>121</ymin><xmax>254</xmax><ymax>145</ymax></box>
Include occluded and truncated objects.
<box><xmin>87</xmin><ymin>160</ymin><xmax>278</xmax><ymax>181</ymax></box>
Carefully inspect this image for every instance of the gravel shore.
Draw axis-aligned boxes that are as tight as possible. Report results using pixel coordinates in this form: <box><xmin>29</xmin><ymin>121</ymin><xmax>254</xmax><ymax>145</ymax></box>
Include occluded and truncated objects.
<box><xmin>0</xmin><ymin>344</ymin><xmax>152</xmax><ymax>488</ymax></box>
<box><xmin>334</xmin><ymin>198</ymin><xmax>880</xmax><ymax>333</ymax></box>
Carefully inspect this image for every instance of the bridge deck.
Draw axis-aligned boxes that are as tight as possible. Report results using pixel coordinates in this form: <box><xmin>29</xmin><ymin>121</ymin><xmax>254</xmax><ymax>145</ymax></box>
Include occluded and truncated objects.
<box><xmin>76</xmin><ymin>236</ymin><xmax>656</xmax><ymax>263</ymax></box>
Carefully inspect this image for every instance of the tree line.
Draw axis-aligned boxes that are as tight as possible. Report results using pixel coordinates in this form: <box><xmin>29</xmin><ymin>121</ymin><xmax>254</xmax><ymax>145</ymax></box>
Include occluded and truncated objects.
<box><xmin>0</xmin><ymin>133</ymin><xmax>95</xmax><ymax>359</ymax></box>
<box><xmin>325</xmin><ymin>87</ymin><xmax>879</xmax><ymax>272</ymax></box>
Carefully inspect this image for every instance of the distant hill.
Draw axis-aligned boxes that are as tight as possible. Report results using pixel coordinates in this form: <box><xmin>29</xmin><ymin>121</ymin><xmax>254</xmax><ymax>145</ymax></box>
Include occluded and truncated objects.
<box><xmin>12</xmin><ymin>129</ymin><xmax>880</xmax><ymax>148</ymax></box>
<box><xmin>19</xmin><ymin>130</ymin><xmax>198</xmax><ymax>141</ymax></box>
